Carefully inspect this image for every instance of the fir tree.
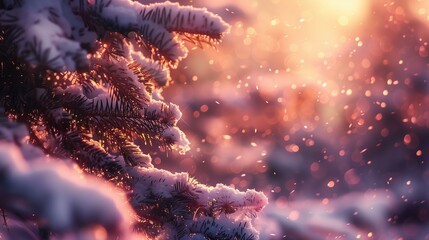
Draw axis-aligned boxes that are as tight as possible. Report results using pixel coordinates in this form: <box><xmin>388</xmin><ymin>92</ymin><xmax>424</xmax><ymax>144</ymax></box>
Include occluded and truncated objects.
<box><xmin>0</xmin><ymin>0</ymin><xmax>267</xmax><ymax>239</ymax></box>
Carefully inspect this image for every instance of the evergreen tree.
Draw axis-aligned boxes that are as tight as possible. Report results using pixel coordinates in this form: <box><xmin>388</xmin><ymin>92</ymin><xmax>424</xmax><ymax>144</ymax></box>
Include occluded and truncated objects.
<box><xmin>0</xmin><ymin>0</ymin><xmax>267</xmax><ymax>239</ymax></box>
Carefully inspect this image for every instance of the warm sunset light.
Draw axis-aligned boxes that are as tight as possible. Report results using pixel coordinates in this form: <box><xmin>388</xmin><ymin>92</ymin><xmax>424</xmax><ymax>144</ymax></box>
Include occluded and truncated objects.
<box><xmin>1</xmin><ymin>0</ymin><xmax>428</xmax><ymax>239</ymax></box>
<box><xmin>162</xmin><ymin>0</ymin><xmax>429</xmax><ymax>239</ymax></box>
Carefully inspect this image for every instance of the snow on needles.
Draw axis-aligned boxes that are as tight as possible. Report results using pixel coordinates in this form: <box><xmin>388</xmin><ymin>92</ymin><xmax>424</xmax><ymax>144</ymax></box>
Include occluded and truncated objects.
<box><xmin>0</xmin><ymin>142</ymin><xmax>134</xmax><ymax>239</ymax></box>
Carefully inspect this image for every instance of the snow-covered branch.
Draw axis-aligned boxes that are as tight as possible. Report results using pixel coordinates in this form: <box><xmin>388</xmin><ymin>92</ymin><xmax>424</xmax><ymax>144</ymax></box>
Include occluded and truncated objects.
<box><xmin>0</xmin><ymin>121</ymin><xmax>134</xmax><ymax>239</ymax></box>
<box><xmin>0</xmin><ymin>0</ymin><xmax>229</xmax><ymax>70</ymax></box>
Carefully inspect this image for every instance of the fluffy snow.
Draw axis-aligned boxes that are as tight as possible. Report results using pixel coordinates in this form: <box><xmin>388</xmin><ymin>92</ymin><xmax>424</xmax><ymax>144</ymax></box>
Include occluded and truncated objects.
<box><xmin>0</xmin><ymin>142</ymin><xmax>134</xmax><ymax>238</ymax></box>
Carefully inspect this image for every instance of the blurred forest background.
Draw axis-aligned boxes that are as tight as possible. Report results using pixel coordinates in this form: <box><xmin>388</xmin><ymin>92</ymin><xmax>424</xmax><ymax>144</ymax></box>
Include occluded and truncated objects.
<box><xmin>143</xmin><ymin>0</ymin><xmax>429</xmax><ymax>239</ymax></box>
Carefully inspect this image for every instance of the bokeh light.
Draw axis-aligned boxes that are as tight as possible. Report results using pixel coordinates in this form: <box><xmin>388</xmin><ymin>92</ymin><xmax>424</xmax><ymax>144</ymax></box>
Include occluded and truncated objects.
<box><xmin>158</xmin><ymin>0</ymin><xmax>429</xmax><ymax>239</ymax></box>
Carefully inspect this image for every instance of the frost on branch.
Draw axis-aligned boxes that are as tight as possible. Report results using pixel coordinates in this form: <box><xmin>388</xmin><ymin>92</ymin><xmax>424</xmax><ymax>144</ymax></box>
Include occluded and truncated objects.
<box><xmin>0</xmin><ymin>0</ymin><xmax>266</xmax><ymax>239</ymax></box>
